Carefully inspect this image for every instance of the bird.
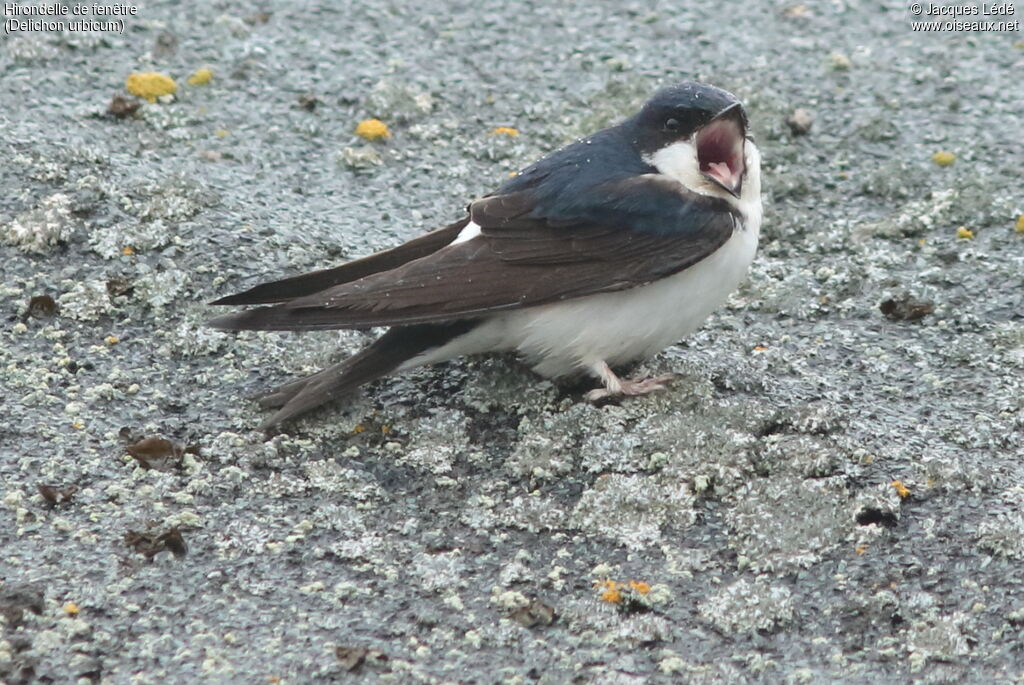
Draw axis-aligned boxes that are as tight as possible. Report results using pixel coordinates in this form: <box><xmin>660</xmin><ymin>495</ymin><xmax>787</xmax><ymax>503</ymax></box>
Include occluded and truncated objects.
<box><xmin>208</xmin><ymin>81</ymin><xmax>763</xmax><ymax>429</ymax></box>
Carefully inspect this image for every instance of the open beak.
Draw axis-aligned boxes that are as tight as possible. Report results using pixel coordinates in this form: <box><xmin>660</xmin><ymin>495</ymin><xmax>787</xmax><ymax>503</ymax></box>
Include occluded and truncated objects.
<box><xmin>696</xmin><ymin>102</ymin><xmax>746</xmax><ymax>197</ymax></box>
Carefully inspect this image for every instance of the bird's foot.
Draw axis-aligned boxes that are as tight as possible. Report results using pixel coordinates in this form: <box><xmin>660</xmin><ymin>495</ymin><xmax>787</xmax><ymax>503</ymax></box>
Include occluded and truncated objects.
<box><xmin>584</xmin><ymin>360</ymin><xmax>675</xmax><ymax>402</ymax></box>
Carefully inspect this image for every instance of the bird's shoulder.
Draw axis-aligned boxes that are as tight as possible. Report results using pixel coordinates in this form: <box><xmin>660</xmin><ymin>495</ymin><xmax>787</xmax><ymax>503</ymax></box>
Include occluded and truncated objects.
<box><xmin>469</xmin><ymin>123</ymin><xmax>737</xmax><ymax>241</ymax></box>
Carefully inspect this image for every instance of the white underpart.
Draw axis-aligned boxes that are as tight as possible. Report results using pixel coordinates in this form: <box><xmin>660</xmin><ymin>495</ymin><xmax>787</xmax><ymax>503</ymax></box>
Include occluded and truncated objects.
<box><xmin>450</xmin><ymin>220</ymin><xmax>482</xmax><ymax>245</ymax></box>
<box><xmin>403</xmin><ymin>142</ymin><xmax>763</xmax><ymax>382</ymax></box>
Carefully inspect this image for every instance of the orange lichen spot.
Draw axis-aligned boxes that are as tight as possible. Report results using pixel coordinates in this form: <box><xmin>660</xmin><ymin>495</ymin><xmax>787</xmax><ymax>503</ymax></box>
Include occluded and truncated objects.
<box><xmin>891</xmin><ymin>480</ymin><xmax>910</xmax><ymax>499</ymax></box>
<box><xmin>72</xmin><ymin>421</ymin><xmax>84</xmax><ymax>430</ymax></box>
<box><xmin>125</xmin><ymin>72</ymin><xmax>178</xmax><ymax>103</ymax></box>
<box><xmin>187</xmin><ymin>68</ymin><xmax>214</xmax><ymax>86</ymax></box>
<box><xmin>355</xmin><ymin>119</ymin><xmax>391</xmax><ymax>141</ymax></box>
<box><xmin>490</xmin><ymin>127</ymin><xmax>519</xmax><ymax>137</ymax></box>
<box><xmin>121</xmin><ymin>246</ymin><xmax>135</xmax><ymax>256</ymax></box>
<box><xmin>628</xmin><ymin>580</ymin><xmax>651</xmax><ymax>595</ymax></box>
<box><xmin>855</xmin><ymin>545</ymin><xmax>868</xmax><ymax>555</ymax></box>
<box><xmin>352</xmin><ymin>424</ymin><xmax>366</xmax><ymax>434</ymax></box>
<box><xmin>63</xmin><ymin>602</ymin><xmax>80</xmax><ymax>616</ymax></box>
<box><xmin>753</xmin><ymin>345</ymin><xmax>767</xmax><ymax>352</ymax></box>
<box><xmin>931</xmin><ymin>151</ymin><xmax>955</xmax><ymax>167</ymax></box>
<box><xmin>956</xmin><ymin>226</ymin><xmax>974</xmax><ymax>240</ymax></box>
<box><xmin>380</xmin><ymin>425</ymin><xmax>391</xmax><ymax>435</ymax></box>
<box><xmin>598</xmin><ymin>580</ymin><xmax>622</xmax><ymax>604</ymax></box>
<box><xmin>105</xmin><ymin>335</ymin><xmax>120</xmax><ymax>345</ymax></box>
<box><xmin>1015</xmin><ymin>215</ymin><xmax>1024</xmax><ymax>234</ymax></box>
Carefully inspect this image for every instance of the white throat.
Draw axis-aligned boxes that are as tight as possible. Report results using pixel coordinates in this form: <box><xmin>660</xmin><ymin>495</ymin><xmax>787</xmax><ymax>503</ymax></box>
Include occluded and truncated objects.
<box><xmin>645</xmin><ymin>139</ymin><xmax>762</xmax><ymax>229</ymax></box>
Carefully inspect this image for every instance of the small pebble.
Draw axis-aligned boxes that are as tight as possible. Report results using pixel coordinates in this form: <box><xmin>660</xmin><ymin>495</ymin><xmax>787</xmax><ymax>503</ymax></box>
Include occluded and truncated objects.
<box><xmin>786</xmin><ymin>108</ymin><xmax>813</xmax><ymax>135</ymax></box>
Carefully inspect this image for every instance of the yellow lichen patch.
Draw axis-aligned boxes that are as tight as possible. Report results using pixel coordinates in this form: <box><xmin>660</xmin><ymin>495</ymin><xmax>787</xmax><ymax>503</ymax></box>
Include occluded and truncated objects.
<box><xmin>855</xmin><ymin>545</ymin><xmax>868</xmax><ymax>555</ymax></box>
<box><xmin>215</xmin><ymin>128</ymin><xmax>229</xmax><ymax>138</ymax></box>
<box><xmin>187</xmin><ymin>68</ymin><xmax>214</xmax><ymax>86</ymax></box>
<box><xmin>121</xmin><ymin>246</ymin><xmax>134</xmax><ymax>256</ymax></box>
<box><xmin>891</xmin><ymin>480</ymin><xmax>910</xmax><ymax>499</ymax></box>
<box><xmin>597</xmin><ymin>580</ymin><xmax>622</xmax><ymax>604</ymax></box>
<box><xmin>352</xmin><ymin>424</ymin><xmax>366</xmax><ymax>434</ymax></box>
<box><xmin>932</xmin><ymin>150</ymin><xmax>956</xmax><ymax>167</ymax></box>
<box><xmin>105</xmin><ymin>335</ymin><xmax>120</xmax><ymax>345</ymax></box>
<box><xmin>956</xmin><ymin>226</ymin><xmax>974</xmax><ymax>240</ymax></box>
<box><xmin>125</xmin><ymin>72</ymin><xmax>178</xmax><ymax>103</ymax></box>
<box><xmin>380</xmin><ymin>425</ymin><xmax>391</xmax><ymax>435</ymax></box>
<box><xmin>1015</xmin><ymin>215</ymin><xmax>1024</xmax><ymax>234</ymax></box>
<box><xmin>63</xmin><ymin>602</ymin><xmax>80</xmax><ymax>616</ymax></box>
<box><xmin>753</xmin><ymin>345</ymin><xmax>767</xmax><ymax>352</ymax></box>
<box><xmin>72</xmin><ymin>421</ymin><xmax>84</xmax><ymax>430</ymax></box>
<box><xmin>628</xmin><ymin>580</ymin><xmax>651</xmax><ymax>595</ymax></box>
<box><xmin>355</xmin><ymin>119</ymin><xmax>391</xmax><ymax>141</ymax></box>
<box><xmin>490</xmin><ymin>127</ymin><xmax>519</xmax><ymax>137</ymax></box>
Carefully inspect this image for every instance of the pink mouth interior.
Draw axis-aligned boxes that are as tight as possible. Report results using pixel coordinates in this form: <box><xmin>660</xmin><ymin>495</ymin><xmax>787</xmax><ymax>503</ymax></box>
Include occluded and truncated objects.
<box><xmin>697</xmin><ymin>117</ymin><xmax>745</xmax><ymax>192</ymax></box>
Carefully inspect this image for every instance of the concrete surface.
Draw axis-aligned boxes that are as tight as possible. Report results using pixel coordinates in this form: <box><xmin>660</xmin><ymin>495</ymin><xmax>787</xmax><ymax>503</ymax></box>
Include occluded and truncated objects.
<box><xmin>1</xmin><ymin>0</ymin><xmax>1023</xmax><ymax>682</ymax></box>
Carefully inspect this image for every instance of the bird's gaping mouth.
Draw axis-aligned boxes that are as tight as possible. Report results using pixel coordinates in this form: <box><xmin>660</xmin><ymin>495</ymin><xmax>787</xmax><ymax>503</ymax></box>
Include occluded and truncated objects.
<box><xmin>697</xmin><ymin>104</ymin><xmax>746</xmax><ymax>197</ymax></box>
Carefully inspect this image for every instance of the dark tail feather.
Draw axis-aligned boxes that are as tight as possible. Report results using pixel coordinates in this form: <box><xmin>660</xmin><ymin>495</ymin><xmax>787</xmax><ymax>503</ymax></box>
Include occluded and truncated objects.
<box><xmin>206</xmin><ymin>306</ymin><xmax>364</xmax><ymax>332</ymax></box>
<box><xmin>257</xmin><ymin>353</ymin><xmax>391</xmax><ymax>429</ymax></box>
<box><xmin>211</xmin><ymin>219</ymin><xmax>468</xmax><ymax>306</ymax></box>
<box><xmin>257</xmin><ymin>321</ymin><xmax>476</xmax><ymax>428</ymax></box>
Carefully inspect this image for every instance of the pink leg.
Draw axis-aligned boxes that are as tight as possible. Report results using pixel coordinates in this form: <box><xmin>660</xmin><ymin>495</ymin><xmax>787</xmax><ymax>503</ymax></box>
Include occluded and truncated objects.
<box><xmin>584</xmin><ymin>361</ymin><xmax>675</xmax><ymax>402</ymax></box>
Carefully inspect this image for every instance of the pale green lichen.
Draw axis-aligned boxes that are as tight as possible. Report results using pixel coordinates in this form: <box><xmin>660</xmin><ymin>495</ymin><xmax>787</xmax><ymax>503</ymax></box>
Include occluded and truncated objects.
<box><xmin>1</xmin><ymin>193</ymin><xmax>76</xmax><ymax>253</ymax></box>
<box><xmin>56</xmin><ymin>280</ymin><xmax>113</xmax><ymax>322</ymax></box>
<box><xmin>699</xmin><ymin>577</ymin><xmax>795</xmax><ymax>634</ymax></box>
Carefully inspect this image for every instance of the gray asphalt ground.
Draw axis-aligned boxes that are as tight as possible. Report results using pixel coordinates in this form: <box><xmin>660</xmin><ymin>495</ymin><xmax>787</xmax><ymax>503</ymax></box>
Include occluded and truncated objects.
<box><xmin>2</xmin><ymin>0</ymin><xmax>1023</xmax><ymax>682</ymax></box>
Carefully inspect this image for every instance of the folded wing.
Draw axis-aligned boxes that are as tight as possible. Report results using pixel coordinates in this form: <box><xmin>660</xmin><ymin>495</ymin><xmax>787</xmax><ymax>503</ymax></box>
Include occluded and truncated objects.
<box><xmin>209</xmin><ymin>175</ymin><xmax>738</xmax><ymax>331</ymax></box>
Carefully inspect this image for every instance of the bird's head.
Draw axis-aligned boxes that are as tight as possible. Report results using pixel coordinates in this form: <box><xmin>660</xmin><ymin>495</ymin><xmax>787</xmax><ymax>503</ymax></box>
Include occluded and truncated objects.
<box><xmin>631</xmin><ymin>81</ymin><xmax>750</xmax><ymax>199</ymax></box>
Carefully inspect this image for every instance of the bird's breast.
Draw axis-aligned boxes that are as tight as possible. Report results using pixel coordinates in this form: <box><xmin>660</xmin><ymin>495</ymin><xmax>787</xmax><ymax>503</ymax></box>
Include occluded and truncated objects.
<box><xmin>504</xmin><ymin>216</ymin><xmax>760</xmax><ymax>377</ymax></box>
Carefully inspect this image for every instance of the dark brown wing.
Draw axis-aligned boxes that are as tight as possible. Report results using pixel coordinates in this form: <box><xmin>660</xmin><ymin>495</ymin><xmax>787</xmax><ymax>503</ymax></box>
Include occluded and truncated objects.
<box><xmin>207</xmin><ymin>176</ymin><xmax>738</xmax><ymax>331</ymax></box>
<box><xmin>210</xmin><ymin>218</ymin><xmax>470</xmax><ymax>305</ymax></box>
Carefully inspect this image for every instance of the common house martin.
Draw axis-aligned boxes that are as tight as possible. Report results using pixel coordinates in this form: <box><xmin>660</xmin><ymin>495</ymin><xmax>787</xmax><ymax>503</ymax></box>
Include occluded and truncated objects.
<box><xmin>209</xmin><ymin>81</ymin><xmax>763</xmax><ymax>428</ymax></box>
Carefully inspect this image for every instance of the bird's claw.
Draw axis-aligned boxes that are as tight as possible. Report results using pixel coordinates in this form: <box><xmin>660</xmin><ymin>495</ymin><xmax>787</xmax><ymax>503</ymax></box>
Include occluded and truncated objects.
<box><xmin>585</xmin><ymin>373</ymin><xmax>676</xmax><ymax>403</ymax></box>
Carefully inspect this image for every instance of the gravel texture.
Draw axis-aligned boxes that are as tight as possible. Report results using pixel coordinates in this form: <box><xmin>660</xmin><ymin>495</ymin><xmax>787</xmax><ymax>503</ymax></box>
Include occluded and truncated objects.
<box><xmin>2</xmin><ymin>1</ymin><xmax>1023</xmax><ymax>683</ymax></box>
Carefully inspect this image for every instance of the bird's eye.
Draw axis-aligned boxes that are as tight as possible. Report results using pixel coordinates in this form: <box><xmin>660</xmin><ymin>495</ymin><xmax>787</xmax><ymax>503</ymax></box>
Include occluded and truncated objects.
<box><xmin>664</xmin><ymin>118</ymin><xmax>680</xmax><ymax>132</ymax></box>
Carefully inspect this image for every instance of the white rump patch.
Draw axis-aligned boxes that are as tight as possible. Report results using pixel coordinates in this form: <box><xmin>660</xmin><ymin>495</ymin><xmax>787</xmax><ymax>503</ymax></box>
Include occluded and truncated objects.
<box><xmin>450</xmin><ymin>220</ymin><xmax>482</xmax><ymax>245</ymax></box>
